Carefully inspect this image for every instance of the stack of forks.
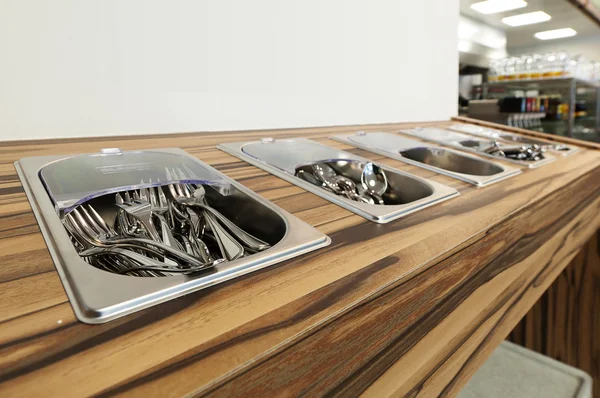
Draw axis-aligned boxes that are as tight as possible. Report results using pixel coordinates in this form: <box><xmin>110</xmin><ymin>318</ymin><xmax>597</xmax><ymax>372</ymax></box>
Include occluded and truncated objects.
<box><xmin>63</xmin><ymin>176</ymin><xmax>270</xmax><ymax>277</ymax></box>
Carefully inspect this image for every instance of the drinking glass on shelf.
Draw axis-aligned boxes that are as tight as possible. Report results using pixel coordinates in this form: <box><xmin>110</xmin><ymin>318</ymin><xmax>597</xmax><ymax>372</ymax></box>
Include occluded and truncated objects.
<box><xmin>530</xmin><ymin>54</ymin><xmax>544</xmax><ymax>79</ymax></box>
<box><xmin>519</xmin><ymin>54</ymin><xmax>533</xmax><ymax>80</ymax></box>
<box><xmin>505</xmin><ymin>57</ymin><xmax>519</xmax><ymax>80</ymax></box>
<box><xmin>542</xmin><ymin>52</ymin><xmax>557</xmax><ymax>78</ymax></box>
<box><xmin>556</xmin><ymin>52</ymin><xmax>570</xmax><ymax>77</ymax></box>
<box><xmin>571</xmin><ymin>54</ymin><xmax>593</xmax><ymax>80</ymax></box>
<box><xmin>514</xmin><ymin>57</ymin><xmax>525</xmax><ymax>80</ymax></box>
<box><xmin>497</xmin><ymin>58</ymin><xmax>508</xmax><ymax>81</ymax></box>
<box><xmin>488</xmin><ymin>60</ymin><xmax>499</xmax><ymax>82</ymax></box>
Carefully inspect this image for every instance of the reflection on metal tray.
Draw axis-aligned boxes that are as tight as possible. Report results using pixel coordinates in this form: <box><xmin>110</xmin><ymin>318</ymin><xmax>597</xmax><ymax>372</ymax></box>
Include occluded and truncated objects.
<box><xmin>399</xmin><ymin>127</ymin><xmax>557</xmax><ymax>168</ymax></box>
<box><xmin>447</xmin><ymin>123</ymin><xmax>579</xmax><ymax>156</ymax></box>
<box><xmin>218</xmin><ymin>138</ymin><xmax>459</xmax><ymax>223</ymax></box>
<box><xmin>15</xmin><ymin>147</ymin><xmax>330</xmax><ymax>324</ymax></box>
<box><xmin>331</xmin><ymin>132</ymin><xmax>521</xmax><ymax>187</ymax></box>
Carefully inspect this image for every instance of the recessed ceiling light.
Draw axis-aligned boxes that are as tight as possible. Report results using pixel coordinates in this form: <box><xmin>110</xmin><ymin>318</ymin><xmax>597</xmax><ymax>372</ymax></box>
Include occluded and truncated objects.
<box><xmin>502</xmin><ymin>11</ymin><xmax>551</xmax><ymax>26</ymax></box>
<box><xmin>471</xmin><ymin>0</ymin><xmax>527</xmax><ymax>15</ymax></box>
<box><xmin>534</xmin><ymin>28</ymin><xmax>577</xmax><ymax>40</ymax></box>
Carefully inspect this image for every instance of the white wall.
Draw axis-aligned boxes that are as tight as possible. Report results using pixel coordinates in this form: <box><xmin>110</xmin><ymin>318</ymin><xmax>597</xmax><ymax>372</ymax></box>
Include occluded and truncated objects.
<box><xmin>0</xmin><ymin>1</ymin><xmax>458</xmax><ymax>141</ymax></box>
<box><xmin>509</xmin><ymin>35</ymin><xmax>600</xmax><ymax>62</ymax></box>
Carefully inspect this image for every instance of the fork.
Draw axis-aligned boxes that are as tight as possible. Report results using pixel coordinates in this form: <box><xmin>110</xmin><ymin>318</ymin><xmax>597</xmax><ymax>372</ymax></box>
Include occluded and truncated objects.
<box><xmin>147</xmin><ymin>184</ymin><xmax>214</xmax><ymax>263</ymax></box>
<box><xmin>68</xmin><ymin>205</ymin><xmax>165</xmax><ymax>277</ymax></box>
<box><xmin>64</xmin><ymin>206</ymin><xmax>209</xmax><ymax>268</ymax></box>
<box><xmin>138</xmin><ymin>185</ymin><xmax>179</xmax><ymax>248</ymax></box>
<box><xmin>187</xmin><ymin>184</ymin><xmax>270</xmax><ymax>252</ymax></box>
<box><xmin>173</xmin><ymin>178</ymin><xmax>269</xmax><ymax>253</ymax></box>
<box><xmin>117</xmin><ymin>194</ymin><xmax>162</xmax><ymax>242</ymax></box>
<box><xmin>171</xmin><ymin>167</ymin><xmax>269</xmax><ymax>250</ymax></box>
<box><xmin>166</xmin><ymin>168</ymin><xmax>244</xmax><ymax>261</ymax></box>
<box><xmin>80</xmin><ymin>247</ymin><xmax>178</xmax><ymax>275</ymax></box>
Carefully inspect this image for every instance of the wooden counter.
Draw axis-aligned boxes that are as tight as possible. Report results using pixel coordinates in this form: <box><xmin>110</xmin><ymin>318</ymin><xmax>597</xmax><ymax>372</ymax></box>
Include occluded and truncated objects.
<box><xmin>1</xmin><ymin>118</ymin><xmax>599</xmax><ymax>397</ymax></box>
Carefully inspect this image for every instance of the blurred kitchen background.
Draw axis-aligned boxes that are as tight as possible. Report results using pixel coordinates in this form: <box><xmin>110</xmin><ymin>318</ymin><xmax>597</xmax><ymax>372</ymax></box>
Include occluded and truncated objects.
<box><xmin>458</xmin><ymin>0</ymin><xmax>600</xmax><ymax>142</ymax></box>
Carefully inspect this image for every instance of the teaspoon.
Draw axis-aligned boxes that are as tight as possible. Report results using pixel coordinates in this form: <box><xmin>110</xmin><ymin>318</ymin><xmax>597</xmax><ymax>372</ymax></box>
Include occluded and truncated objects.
<box><xmin>360</xmin><ymin>163</ymin><xmax>387</xmax><ymax>205</ymax></box>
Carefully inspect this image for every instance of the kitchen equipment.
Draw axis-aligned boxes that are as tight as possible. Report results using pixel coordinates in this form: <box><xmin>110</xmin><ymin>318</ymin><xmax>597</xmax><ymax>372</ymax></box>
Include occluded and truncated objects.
<box><xmin>15</xmin><ymin>148</ymin><xmax>330</xmax><ymax>323</ymax></box>
<box><xmin>218</xmin><ymin>138</ymin><xmax>459</xmax><ymax>223</ymax></box>
<box><xmin>399</xmin><ymin>128</ymin><xmax>556</xmax><ymax>168</ymax></box>
<box><xmin>332</xmin><ymin>132</ymin><xmax>521</xmax><ymax>186</ymax></box>
<box><xmin>448</xmin><ymin>123</ymin><xmax>579</xmax><ymax>156</ymax></box>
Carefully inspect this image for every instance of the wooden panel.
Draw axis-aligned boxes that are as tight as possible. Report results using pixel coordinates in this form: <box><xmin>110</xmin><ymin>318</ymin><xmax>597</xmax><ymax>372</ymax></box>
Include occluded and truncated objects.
<box><xmin>204</xmin><ymin>166</ymin><xmax>600</xmax><ymax>397</ymax></box>
<box><xmin>508</xmin><ymin>229</ymin><xmax>600</xmax><ymax>398</ymax></box>
<box><xmin>568</xmin><ymin>0</ymin><xmax>600</xmax><ymax>28</ymax></box>
<box><xmin>0</xmin><ymin>120</ymin><xmax>598</xmax><ymax>397</ymax></box>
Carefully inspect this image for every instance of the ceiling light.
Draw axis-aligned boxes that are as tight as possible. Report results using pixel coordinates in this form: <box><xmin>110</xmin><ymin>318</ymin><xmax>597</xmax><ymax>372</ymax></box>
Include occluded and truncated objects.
<box><xmin>502</xmin><ymin>11</ymin><xmax>551</xmax><ymax>26</ymax></box>
<box><xmin>534</xmin><ymin>28</ymin><xmax>577</xmax><ymax>40</ymax></box>
<box><xmin>471</xmin><ymin>0</ymin><xmax>527</xmax><ymax>15</ymax></box>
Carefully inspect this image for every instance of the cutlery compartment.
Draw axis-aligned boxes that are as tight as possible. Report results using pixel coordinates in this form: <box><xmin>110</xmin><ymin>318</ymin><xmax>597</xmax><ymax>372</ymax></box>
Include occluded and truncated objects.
<box><xmin>448</xmin><ymin>123</ymin><xmax>579</xmax><ymax>156</ymax></box>
<box><xmin>332</xmin><ymin>132</ymin><xmax>520</xmax><ymax>186</ymax></box>
<box><xmin>399</xmin><ymin>127</ymin><xmax>556</xmax><ymax>168</ymax></box>
<box><xmin>218</xmin><ymin>138</ymin><xmax>459</xmax><ymax>223</ymax></box>
<box><xmin>400</xmin><ymin>148</ymin><xmax>502</xmax><ymax>175</ymax></box>
<box><xmin>15</xmin><ymin>147</ymin><xmax>329</xmax><ymax>323</ymax></box>
<box><xmin>295</xmin><ymin>159</ymin><xmax>434</xmax><ymax>205</ymax></box>
<box><xmin>67</xmin><ymin>182</ymin><xmax>288</xmax><ymax>277</ymax></box>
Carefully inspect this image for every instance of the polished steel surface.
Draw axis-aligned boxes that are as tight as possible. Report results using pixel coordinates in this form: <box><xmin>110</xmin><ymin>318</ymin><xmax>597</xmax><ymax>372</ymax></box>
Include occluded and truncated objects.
<box><xmin>401</xmin><ymin>148</ymin><xmax>501</xmax><ymax>175</ymax></box>
<box><xmin>218</xmin><ymin>138</ymin><xmax>459</xmax><ymax>223</ymax></box>
<box><xmin>296</xmin><ymin>160</ymin><xmax>434</xmax><ymax>205</ymax></box>
<box><xmin>448</xmin><ymin>123</ymin><xmax>579</xmax><ymax>156</ymax></box>
<box><xmin>332</xmin><ymin>132</ymin><xmax>521</xmax><ymax>186</ymax></box>
<box><xmin>360</xmin><ymin>163</ymin><xmax>388</xmax><ymax>204</ymax></box>
<box><xmin>399</xmin><ymin>127</ymin><xmax>556</xmax><ymax>168</ymax></box>
<box><xmin>15</xmin><ymin>148</ymin><xmax>330</xmax><ymax>324</ymax></box>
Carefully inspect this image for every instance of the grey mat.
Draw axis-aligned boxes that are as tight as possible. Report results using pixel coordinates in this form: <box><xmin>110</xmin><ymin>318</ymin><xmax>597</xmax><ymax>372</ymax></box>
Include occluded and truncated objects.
<box><xmin>458</xmin><ymin>341</ymin><xmax>592</xmax><ymax>398</ymax></box>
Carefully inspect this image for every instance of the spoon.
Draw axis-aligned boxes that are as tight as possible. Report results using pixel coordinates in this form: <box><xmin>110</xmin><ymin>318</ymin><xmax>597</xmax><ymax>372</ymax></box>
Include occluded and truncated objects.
<box><xmin>360</xmin><ymin>163</ymin><xmax>387</xmax><ymax>205</ymax></box>
<box><xmin>334</xmin><ymin>175</ymin><xmax>374</xmax><ymax>204</ymax></box>
<box><xmin>312</xmin><ymin>163</ymin><xmax>340</xmax><ymax>191</ymax></box>
<box><xmin>356</xmin><ymin>185</ymin><xmax>376</xmax><ymax>205</ymax></box>
<box><xmin>334</xmin><ymin>175</ymin><xmax>358</xmax><ymax>201</ymax></box>
<box><xmin>334</xmin><ymin>175</ymin><xmax>356</xmax><ymax>193</ymax></box>
<box><xmin>297</xmin><ymin>169</ymin><xmax>321</xmax><ymax>186</ymax></box>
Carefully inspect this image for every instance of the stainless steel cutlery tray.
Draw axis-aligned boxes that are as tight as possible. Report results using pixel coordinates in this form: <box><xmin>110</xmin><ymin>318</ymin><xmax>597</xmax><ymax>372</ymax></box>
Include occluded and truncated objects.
<box><xmin>332</xmin><ymin>132</ymin><xmax>521</xmax><ymax>187</ymax></box>
<box><xmin>15</xmin><ymin>147</ymin><xmax>330</xmax><ymax>323</ymax></box>
<box><xmin>399</xmin><ymin>127</ymin><xmax>556</xmax><ymax>168</ymax></box>
<box><xmin>448</xmin><ymin>123</ymin><xmax>579</xmax><ymax>156</ymax></box>
<box><xmin>218</xmin><ymin>138</ymin><xmax>459</xmax><ymax>223</ymax></box>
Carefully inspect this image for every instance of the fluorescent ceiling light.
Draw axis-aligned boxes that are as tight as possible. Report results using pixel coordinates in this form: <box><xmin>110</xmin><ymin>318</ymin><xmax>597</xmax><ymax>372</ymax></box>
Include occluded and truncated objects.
<box><xmin>502</xmin><ymin>11</ymin><xmax>551</xmax><ymax>26</ymax></box>
<box><xmin>534</xmin><ymin>28</ymin><xmax>577</xmax><ymax>40</ymax></box>
<box><xmin>471</xmin><ymin>0</ymin><xmax>527</xmax><ymax>15</ymax></box>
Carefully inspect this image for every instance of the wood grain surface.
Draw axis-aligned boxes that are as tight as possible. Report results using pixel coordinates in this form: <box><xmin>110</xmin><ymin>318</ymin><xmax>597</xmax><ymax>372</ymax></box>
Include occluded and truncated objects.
<box><xmin>509</xmin><ymin>229</ymin><xmax>600</xmax><ymax>398</ymax></box>
<box><xmin>0</xmin><ymin>118</ymin><xmax>599</xmax><ymax>397</ymax></box>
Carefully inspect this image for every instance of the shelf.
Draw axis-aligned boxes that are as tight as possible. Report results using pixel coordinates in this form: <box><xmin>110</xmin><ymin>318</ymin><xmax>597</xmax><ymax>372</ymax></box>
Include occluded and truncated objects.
<box><xmin>481</xmin><ymin>76</ymin><xmax>600</xmax><ymax>138</ymax></box>
<box><xmin>485</xmin><ymin>77</ymin><xmax>600</xmax><ymax>90</ymax></box>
